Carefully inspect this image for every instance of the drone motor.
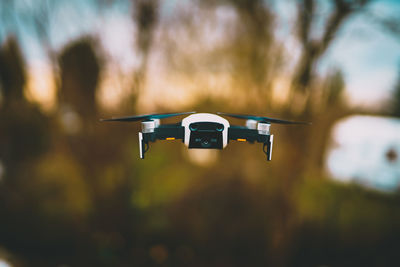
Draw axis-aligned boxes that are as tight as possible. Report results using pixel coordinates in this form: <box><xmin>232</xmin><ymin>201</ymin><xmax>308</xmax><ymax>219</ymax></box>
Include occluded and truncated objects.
<box><xmin>246</xmin><ymin>119</ymin><xmax>258</xmax><ymax>130</ymax></box>
<box><xmin>257</xmin><ymin>122</ymin><xmax>271</xmax><ymax>135</ymax></box>
<box><xmin>141</xmin><ymin>120</ymin><xmax>157</xmax><ymax>133</ymax></box>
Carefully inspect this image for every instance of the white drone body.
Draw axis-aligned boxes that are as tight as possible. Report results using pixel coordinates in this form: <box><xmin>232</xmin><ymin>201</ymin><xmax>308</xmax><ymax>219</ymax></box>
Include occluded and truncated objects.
<box><xmin>181</xmin><ymin>113</ymin><xmax>230</xmax><ymax>148</ymax></box>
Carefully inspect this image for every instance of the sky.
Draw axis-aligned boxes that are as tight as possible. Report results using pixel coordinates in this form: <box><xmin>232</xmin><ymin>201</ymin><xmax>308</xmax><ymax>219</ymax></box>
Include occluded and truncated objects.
<box><xmin>326</xmin><ymin>115</ymin><xmax>400</xmax><ymax>192</ymax></box>
<box><xmin>1</xmin><ymin>0</ymin><xmax>400</xmax><ymax>110</ymax></box>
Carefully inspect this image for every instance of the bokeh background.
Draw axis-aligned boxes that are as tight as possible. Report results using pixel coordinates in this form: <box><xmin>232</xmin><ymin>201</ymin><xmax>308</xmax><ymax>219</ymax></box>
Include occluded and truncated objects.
<box><xmin>1</xmin><ymin>0</ymin><xmax>400</xmax><ymax>266</ymax></box>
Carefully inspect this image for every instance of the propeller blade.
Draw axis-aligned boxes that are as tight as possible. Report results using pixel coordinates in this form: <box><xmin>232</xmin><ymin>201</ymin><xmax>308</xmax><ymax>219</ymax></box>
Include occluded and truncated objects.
<box><xmin>217</xmin><ymin>112</ymin><xmax>311</xmax><ymax>125</ymax></box>
<box><xmin>101</xmin><ymin>111</ymin><xmax>196</xmax><ymax>122</ymax></box>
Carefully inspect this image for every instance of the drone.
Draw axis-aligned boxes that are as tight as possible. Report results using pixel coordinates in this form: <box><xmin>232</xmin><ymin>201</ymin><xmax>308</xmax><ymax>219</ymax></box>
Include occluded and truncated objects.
<box><xmin>101</xmin><ymin>112</ymin><xmax>310</xmax><ymax>160</ymax></box>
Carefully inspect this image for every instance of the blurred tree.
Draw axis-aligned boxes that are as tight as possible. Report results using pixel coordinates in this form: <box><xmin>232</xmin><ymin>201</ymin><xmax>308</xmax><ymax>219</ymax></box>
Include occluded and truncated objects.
<box><xmin>275</xmin><ymin>0</ymin><xmax>374</xmax><ymax>184</ymax></box>
<box><xmin>0</xmin><ymin>0</ymin><xmax>57</xmax><ymax>54</ymax></box>
<box><xmin>29</xmin><ymin>0</ymin><xmax>58</xmax><ymax>59</ymax></box>
<box><xmin>0</xmin><ymin>36</ymin><xmax>25</xmax><ymax>102</ymax></box>
<box><xmin>0</xmin><ymin>0</ymin><xmax>60</xmax><ymax>93</ymax></box>
<box><xmin>390</xmin><ymin>66</ymin><xmax>400</xmax><ymax>117</ymax></box>
<box><xmin>290</xmin><ymin>0</ymin><xmax>372</xmax><ymax>114</ymax></box>
<box><xmin>217</xmin><ymin>0</ymin><xmax>279</xmax><ymax>107</ymax></box>
<box><xmin>324</xmin><ymin>68</ymin><xmax>345</xmax><ymax>107</ymax></box>
<box><xmin>367</xmin><ymin>8</ymin><xmax>400</xmax><ymax>42</ymax></box>
<box><xmin>306</xmin><ymin>68</ymin><xmax>347</xmax><ymax>172</ymax></box>
<box><xmin>130</xmin><ymin>0</ymin><xmax>159</xmax><ymax>109</ymax></box>
<box><xmin>58</xmin><ymin>38</ymin><xmax>102</xmax><ymax>122</ymax></box>
<box><xmin>370</xmin><ymin>5</ymin><xmax>400</xmax><ymax>117</ymax></box>
<box><xmin>0</xmin><ymin>36</ymin><xmax>63</xmax><ymax>265</ymax></box>
<box><xmin>158</xmin><ymin>0</ymin><xmax>282</xmax><ymax>111</ymax></box>
<box><xmin>57</xmin><ymin>37</ymin><xmax>139</xmax><ymax>264</ymax></box>
<box><xmin>57</xmin><ymin>37</ymin><xmax>122</xmax><ymax>200</ymax></box>
<box><xmin>0</xmin><ymin>0</ymin><xmax>17</xmax><ymax>41</ymax></box>
<box><xmin>134</xmin><ymin>0</ymin><xmax>159</xmax><ymax>59</ymax></box>
<box><xmin>0</xmin><ymin>36</ymin><xmax>50</xmax><ymax>179</ymax></box>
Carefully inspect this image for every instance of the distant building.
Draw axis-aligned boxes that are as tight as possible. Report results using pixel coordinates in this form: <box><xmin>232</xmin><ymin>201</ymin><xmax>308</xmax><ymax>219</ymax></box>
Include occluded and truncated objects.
<box><xmin>326</xmin><ymin>115</ymin><xmax>400</xmax><ymax>192</ymax></box>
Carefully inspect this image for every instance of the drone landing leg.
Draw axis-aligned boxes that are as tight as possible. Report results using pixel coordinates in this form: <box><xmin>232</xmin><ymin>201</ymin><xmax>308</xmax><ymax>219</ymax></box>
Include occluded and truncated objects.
<box><xmin>138</xmin><ymin>132</ymin><xmax>149</xmax><ymax>159</ymax></box>
<box><xmin>262</xmin><ymin>135</ymin><xmax>274</xmax><ymax>161</ymax></box>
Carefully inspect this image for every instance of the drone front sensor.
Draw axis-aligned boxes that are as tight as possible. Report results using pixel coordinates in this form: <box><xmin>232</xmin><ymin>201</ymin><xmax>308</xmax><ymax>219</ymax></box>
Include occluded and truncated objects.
<box><xmin>101</xmin><ymin>112</ymin><xmax>309</xmax><ymax>161</ymax></box>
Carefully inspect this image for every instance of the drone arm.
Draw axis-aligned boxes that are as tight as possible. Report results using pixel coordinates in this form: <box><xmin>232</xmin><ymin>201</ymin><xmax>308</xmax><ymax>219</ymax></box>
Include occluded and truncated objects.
<box><xmin>138</xmin><ymin>125</ymin><xmax>184</xmax><ymax>159</ymax></box>
<box><xmin>227</xmin><ymin>127</ymin><xmax>269</xmax><ymax>143</ymax></box>
<box><xmin>228</xmin><ymin>126</ymin><xmax>273</xmax><ymax>161</ymax></box>
<box><xmin>154</xmin><ymin>125</ymin><xmax>185</xmax><ymax>141</ymax></box>
<box><xmin>138</xmin><ymin>132</ymin><xmax>147</xmax><ymax>159</ymax></box>
<box><xmin>263</xmin><ymin>135</ymin><xmax>273</xmax><ymax>161</ymax></box>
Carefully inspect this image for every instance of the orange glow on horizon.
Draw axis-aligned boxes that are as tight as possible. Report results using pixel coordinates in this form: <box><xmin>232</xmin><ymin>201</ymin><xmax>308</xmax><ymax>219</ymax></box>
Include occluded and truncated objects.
<box><xmin>25</xmin><ymin>63</ymin><xmax>56</xmax><ymax>112</ymax></box>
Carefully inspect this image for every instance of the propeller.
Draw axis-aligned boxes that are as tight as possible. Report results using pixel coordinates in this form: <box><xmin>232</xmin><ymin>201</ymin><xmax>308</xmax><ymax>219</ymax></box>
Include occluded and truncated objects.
<box><xmin>101</xmin><ymin>111</ymin><xmax>195</xmax><ymax>122</ymax></box>
<box><xmin>217</xmin><ymin>112</ymin><xmax>311</xmax><ymax>125</ymax></box>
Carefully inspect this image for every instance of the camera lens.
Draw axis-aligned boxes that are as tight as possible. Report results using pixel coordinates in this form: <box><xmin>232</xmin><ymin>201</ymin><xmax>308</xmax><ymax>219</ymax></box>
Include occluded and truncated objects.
<box><xmin>201</xmin><ymin>137</ymin><xmax>211</xmax><ymax>148</ymax></box>
<box><xmin>189</xmin><ymin>123</ymin><xmax>198</xmax><ymax>131</ymax></box>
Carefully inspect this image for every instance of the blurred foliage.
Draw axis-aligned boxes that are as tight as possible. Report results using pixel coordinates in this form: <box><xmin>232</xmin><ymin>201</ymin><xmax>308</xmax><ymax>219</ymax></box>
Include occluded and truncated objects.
<box><xmin>58</xmin><ymin>39</ymin><xmax>102</xmax><ymax>119</ymax></box>
<box><xmin>1</xmin><ymin>0</ymin><xmax>400</xmax><ymax>266</ymax></box>
<box><xmin>390</xmin><ymin>67</ymin><xmax>400</xmax><ymax>117</ymax></box>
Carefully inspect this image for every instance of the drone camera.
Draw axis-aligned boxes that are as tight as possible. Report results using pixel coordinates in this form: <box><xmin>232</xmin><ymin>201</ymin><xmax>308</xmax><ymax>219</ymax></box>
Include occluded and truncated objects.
<box><xmin>188</xmin><ymin>122</ymin><xmax>224</xmax><ymax>149</ymax></box>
